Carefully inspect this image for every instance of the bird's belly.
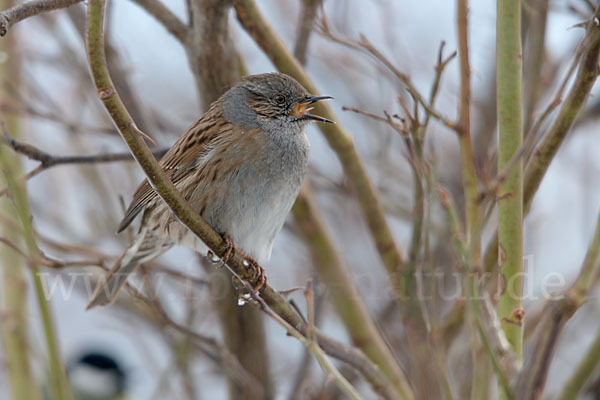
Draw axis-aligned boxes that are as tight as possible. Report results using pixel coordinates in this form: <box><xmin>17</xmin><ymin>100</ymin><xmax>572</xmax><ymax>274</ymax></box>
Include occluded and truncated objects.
<box><xmin>204</xmin><ymin>164</ymin><xmax>304</xmax><ymax>263</ymax></box>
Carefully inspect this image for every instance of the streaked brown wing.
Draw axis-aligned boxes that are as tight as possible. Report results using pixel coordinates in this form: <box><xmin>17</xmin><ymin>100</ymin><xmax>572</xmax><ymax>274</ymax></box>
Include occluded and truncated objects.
<box><xmin>116</xmin><ymin>110</ymin><xmax>227</xmax><ymax>233</ymax></box>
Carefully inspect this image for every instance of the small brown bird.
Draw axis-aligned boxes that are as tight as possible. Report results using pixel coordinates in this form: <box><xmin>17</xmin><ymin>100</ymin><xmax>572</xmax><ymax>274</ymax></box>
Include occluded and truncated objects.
<box><xmin>86</xmin><ymin>73</ymin><xmax>333</xmax><ymax>309</ymax></box>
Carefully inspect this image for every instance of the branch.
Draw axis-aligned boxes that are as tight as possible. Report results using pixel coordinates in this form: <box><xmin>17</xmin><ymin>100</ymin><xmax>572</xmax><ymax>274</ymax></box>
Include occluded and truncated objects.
<box><xmin>1</xmin><ymin>131</ymin><xmax>167</xmax><ymax>168</ymax></box>
<box><xmin>1</xmin><ymin>138</ymin><xmax>74</xmax><ymax>400</ymax></box>
<box><xmin>294</xmin><ymin>0</ymin><xmax>322</xmax><ymax>64</ymax></box>
<box><xmin>514</xmin><ymin>299</ymin><xmax>575</xmax><ymax>400</ymax></box>
<box><xmin>424</xmin><ymin>41</ymin><xmax>457</xmax><ymax>130</ymax></box>
<box><xmin>455</xmin><ymin>1</ymin><xmax>491</xmax><ymax>397</ymax></box>
<box><xmin>0</xmin><ymin>0</ymin><xmax>82</xmax><ymax>36</ymax></box>
<box><xmin>0</xmin><ymin>130</ymin><xmax>167</xmax><ymax>198</ymax></box>
<box><xmin>496</xmin><ymin>0</ymin><xmax>524</xmax><ymax>374</ymax></box>
<box><xmin>0</xmin><ymin>106</ymin><xmax>39</xmax><ymax>400</ymax></box>
<box><xmin>456</xmin><ymin>0</ymin><xmax>480</xmax><ymax>244</ymax></box>
<box><xmin>85</xmin><ymin>1</ymin><xmax>398</xmax><ymax>398</ymax></box>
<box><xmin>0</xmin><ymin>14</ymin><xmax>41</xmax><ymax>397</ymax></box>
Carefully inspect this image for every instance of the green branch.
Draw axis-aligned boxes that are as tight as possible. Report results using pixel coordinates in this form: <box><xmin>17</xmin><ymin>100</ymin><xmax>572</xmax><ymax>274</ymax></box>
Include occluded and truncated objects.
<box><xmin>0</xmin><ymin>7</ymin><xmax>36</xmax><ymax>396</ymax></box>
<box><xmin>0</xmin><ymin>7</ymin><xmax>71</xmax><ymax>397</ymax></box>
<box><xmin>496</xmin><ymin>0</ymin><xmax>524</xmax><ymax>371</ymax></box>
<box><xmin>0</xmin><ymin>102</ymin><xmax>39</xmax><ymax>400</ymax></box>
<box><xmin>2</xmin><ymin>137</ymin><xmax>73</xmax><ymax>399</ymax></box>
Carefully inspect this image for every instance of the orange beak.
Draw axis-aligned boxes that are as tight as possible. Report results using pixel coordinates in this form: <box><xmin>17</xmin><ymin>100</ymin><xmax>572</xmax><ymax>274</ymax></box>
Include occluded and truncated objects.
<box><xmin>290</xmin><ymin>95</ymin><xmax>334</xmax><ymax>123</ymax></box>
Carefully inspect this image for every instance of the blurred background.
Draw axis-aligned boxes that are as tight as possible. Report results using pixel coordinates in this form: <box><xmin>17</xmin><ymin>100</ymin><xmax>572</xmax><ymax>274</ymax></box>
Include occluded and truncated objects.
<box><xmin>1</xmin><ymin>0</ymin><xmax>600</xmax><ymax>399</ymax></box>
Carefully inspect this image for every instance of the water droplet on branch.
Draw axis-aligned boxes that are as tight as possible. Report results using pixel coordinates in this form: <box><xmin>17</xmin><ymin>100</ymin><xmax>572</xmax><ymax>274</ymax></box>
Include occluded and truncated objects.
<box><xmin>207</xmin><ymin>250</ymin><xmax>221</xmax><ymax>264</ymax></box>
<box><xmin>237</xmin><ymin>293</ymin><xmax>251</xmax><ymax>307</ymax></box>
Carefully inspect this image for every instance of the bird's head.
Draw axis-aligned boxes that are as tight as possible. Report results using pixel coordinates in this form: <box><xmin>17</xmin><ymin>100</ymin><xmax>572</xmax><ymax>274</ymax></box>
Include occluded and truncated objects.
<box><xmin>222</xmin><ymin>72</ymin><xmax>333</xmax><ymax>129</ymax></box>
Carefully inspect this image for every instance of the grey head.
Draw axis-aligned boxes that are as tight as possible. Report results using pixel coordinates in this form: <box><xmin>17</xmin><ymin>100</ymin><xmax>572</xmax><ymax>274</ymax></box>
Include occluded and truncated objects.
<box><xmin>221</xmin><ymin>72</ymin><xmax>333</xmax><ymax>132</ymax></box>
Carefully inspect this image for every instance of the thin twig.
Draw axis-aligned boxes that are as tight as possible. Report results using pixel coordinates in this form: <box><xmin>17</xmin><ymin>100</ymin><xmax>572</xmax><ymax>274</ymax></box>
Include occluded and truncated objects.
<box><xmin>1</xmin><ymin>130</ymin><xmax>167</xmax><ymax>168</ymax></box>
<box><xmin>342</xmin><ymin>106</ymin><xmax>391</xmax><ymax>124</ymax></box>
<box><xmin>315</xmin><ymin>15</ymin><xmax>458</xmax><ymax>131</ymax></box>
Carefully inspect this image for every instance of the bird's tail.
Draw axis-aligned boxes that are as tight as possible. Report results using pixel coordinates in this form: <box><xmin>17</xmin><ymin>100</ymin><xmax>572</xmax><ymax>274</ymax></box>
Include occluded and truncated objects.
<box><xmin>86</xmin><ymin>229</ymin><xmax>167</xmax><ymax>310</ymax></box>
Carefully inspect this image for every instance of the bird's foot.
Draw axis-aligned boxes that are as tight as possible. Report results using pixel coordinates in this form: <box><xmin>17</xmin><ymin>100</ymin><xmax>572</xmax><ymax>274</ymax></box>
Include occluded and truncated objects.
<box><xmin>206</xmin><ymin>235</ymin><xmax>235</xmax><ymax>267</ymax></box>
<box><xmin>211</xmin><ymin>235</ymin><xmax>267</xmax><ymax>293</ymax></box>
<box><xmin>242</xmin><ymin>256</ymin><xmax>267</xmax><ymax>293</ymax></box>
<box><xmin>220</xmin><ymin>235</ymin><xmax>235</xmax><ymax>264</ymax></box>
<box><xmin>230</xmin><ymin>253</ymin><xmax>267</xmax><ymax>293</ymax></box>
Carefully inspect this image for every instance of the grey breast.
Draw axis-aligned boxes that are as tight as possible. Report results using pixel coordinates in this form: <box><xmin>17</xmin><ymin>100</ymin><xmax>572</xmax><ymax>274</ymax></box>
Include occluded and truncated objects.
<box><xmin>207</xmin><ymin>125</ymin><xmax>309</xmax><ymax>263</ymax></box>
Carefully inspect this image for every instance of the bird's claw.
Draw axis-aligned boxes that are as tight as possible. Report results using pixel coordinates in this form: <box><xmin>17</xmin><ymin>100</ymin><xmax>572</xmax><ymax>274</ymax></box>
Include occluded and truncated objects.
<box><xmin>230</xmin><ymin>255</ymin><xmax>267</xmax><ymax>293</ymax></box>
<box><xmin>215</xmin><ymin>235</ymin><xmax>267</xmax><ymax>293</ymax></box>
<box><xmin>221</xmin><ymin>235</ymin><xmax>235</xmax><ymax>264</ymax></box>
<box><xmin>244</xmin><ymin>256</ymin><xmax>266</xmax><ymax>292</ymax></box>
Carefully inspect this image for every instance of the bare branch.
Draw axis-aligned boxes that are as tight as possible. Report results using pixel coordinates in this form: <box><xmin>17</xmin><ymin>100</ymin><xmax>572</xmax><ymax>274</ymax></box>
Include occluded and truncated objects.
<box><xmin>1</xmin><ymin>129</ymin><xmax>167</xmax><ymax>169</ymax></box>
<box><xmin>0</xmin><ymin>0</ymin><xmax>82</xmax><ymax>36</ymax></box>
<box><xmin>294</xmin><ymin>0</ymin><xmax>323</xmax><ymax>64</ymax></box>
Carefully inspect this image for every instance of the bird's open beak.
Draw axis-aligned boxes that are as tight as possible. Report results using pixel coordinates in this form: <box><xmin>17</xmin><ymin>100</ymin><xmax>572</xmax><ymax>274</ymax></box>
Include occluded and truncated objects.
<box><xmin>291</xmin><ymin>95</ymin><xmax>335</xmax><ymax>123</ymax></box>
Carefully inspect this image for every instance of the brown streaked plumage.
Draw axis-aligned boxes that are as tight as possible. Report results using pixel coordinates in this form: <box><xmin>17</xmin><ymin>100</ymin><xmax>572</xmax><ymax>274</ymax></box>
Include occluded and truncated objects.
<box><xmin>117</xmin><ymin>103</ymin><xmax>236</xmax><ymax>232</ymax></box>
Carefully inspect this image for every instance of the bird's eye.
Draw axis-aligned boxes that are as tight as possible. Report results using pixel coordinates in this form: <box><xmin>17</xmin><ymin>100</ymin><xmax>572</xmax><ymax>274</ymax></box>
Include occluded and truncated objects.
<box><xmin>273</xmin><ymin>94</ymin><xmax>286</xmax><ymax>105</ymax></box>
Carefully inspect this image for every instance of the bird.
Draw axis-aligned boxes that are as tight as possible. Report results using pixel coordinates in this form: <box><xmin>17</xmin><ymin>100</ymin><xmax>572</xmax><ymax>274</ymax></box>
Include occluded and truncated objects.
<box><xmin>67</xmin><ymin>351</ymin><xmax>128</xmax><ymax>400</ymax></box>
<box><xmin>86</xmin><ymin>72</ymin><xmax>333</xmax><ymax>309</ymax></box>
